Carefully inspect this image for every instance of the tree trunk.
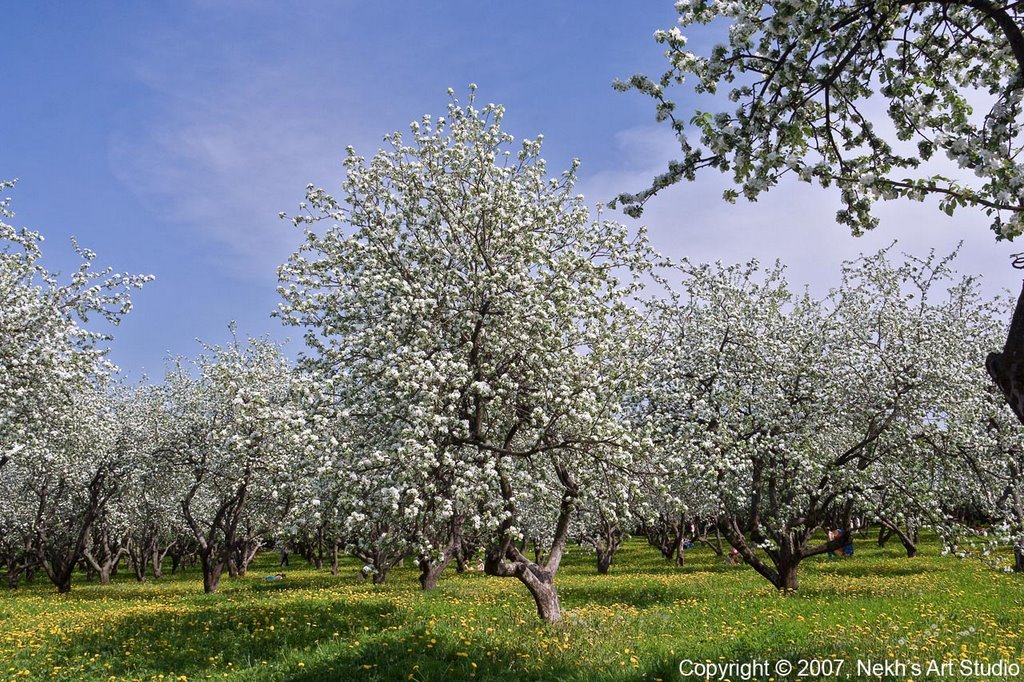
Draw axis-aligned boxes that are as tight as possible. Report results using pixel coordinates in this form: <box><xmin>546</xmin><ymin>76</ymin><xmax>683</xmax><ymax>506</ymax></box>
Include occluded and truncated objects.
<box><xmin>83</xmin><ymin>536</ymin><xmax>126</xmax><ymax>586</ymax></box>
<box><xmin>720</xmin><ymin>516</ymin><xmax>808</xmax><ymax>592</ymax></box>
<box><xmin>777</xmin><ymin>559</ymin><xmax>799</xmax><ymax>591</ymax></box>
<box><xmin>530</xmin><ymin>583</ymin><xmax>561</xmax><ymax>623</ymax></box>
<box><xmin>314</xmin><ymin>528</ymin><xmax>324</xmax><ymax>569</ymax></box>
<box><xmin>671</xmin><ymin>518</ymin><xmax>685</xmax><ymax>566</ymax></box>
<box><xmin>483</xmin><ymin>461</ymin><xmax>576</xmax><ymax>624</ymax></box>
<box><xmin>878</xmin><ymin>525</ymin><xmax>893</xmax><ymax>547</ymax></box>
<box><xmin>55</xmin><ymin>572</ymin><xmax>72</xmax><ymax>594</ymax></box>
<box><xmin>128</xmin><ymin>540</ymin><xmax>149</xmax><ymax>582</ymax></box>
<box><xmin>5</xmin><ymin>552</ymin><xmax>31</xmax><ymax>590</ymax></box>
<box><xmin>235</xmin><ymin>539</ymin><xmax>261</xmax><ymax>576</ymax></box>
<box><xmin>200</xmin><ymin>553</ymin><xmax>224</xmax><ymax>594</ymax></box>
<box><xmin>418</xmin><ymin>558</ymin><xmax>447</xmax><ymax>590</ymax></box>
<box><xmin>521</xmin><ymin>567</ymin><xmax>561</xmax><ymax>623</ymax></box>
<box><xmin>151</xmin><ymin>540</ymin><xmax>168</xmax><ymax>580</ymax></box>
<box><xmin>455</xmin><ymin>540</ymin><xmax>477</xmax><ymax>573</ymax></box>
<box><xmin>419</xmin><ymin>538</ymin><xmax>459</xmax><ymax>590</ymax></box>
<box><xmin>988</xmin><ymin>282</ymin><xmax>1024</xmax><ymax>425</ymax></box>
<box><xmin>596</xmin><ymin>549</ymin><xmax>613</xmax><ymax>574</ymax></box>
<box><xmin>330</xmin><ymin>543</ymin><xmax>339</xmax><ymax>576</ymax></box>
<box><xmin>900</xmin><ymin>536</ymin><xmax>918</xmax><ymax>558</ymax></box>
<box><xmin>39</xmin><ymin>554</ymin><xmax>77</xmax><ymax>594</ymax></box>
<box><xmin>879</xmin><ymin>520</ymin><xmax>917</xmax><ymax>557</ymax></box>
<box><xmin>699</xmin><ymin>525</ymin><xmax>724</xmax><ymax>556</ymax></box>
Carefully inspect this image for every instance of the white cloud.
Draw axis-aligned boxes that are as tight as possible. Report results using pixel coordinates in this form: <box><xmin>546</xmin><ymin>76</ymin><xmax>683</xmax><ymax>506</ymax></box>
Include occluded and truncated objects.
<box><xmin>109</xmin><ymin>75</ymin><xmax>348</xmax><ymax>279</ymax></box>
<box><xmin>578</xmin><ymin>125</ymin><xmax>1024</xmax><ymax>301</ymax></box>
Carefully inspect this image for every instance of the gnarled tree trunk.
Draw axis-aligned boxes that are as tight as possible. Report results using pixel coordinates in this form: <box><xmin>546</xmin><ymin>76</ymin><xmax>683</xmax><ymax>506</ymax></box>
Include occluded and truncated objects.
<box><xmin>484</xmin><ymin>461</ymin><xmax>578</xmax><ymax>624</ymax></box>
<box><xmin>82</xmin><ymin>527</ymin><xmax>128</xmax><ymax>585</ymax></box>
<box><xmin>419</xmin><ymin>534</ymin><xmax>460</xmax><ymax>591</ymax></box>
<box><xmin>720</xmin><ymin>514</ymin><xmax>853</xmax><ymax>592</ymax></box>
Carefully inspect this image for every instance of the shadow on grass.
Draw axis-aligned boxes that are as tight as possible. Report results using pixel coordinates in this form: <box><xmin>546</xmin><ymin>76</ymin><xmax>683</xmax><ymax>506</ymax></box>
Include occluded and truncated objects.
<box><xmin>48</xmin><ymin>594</ymin><xmax>398</xmax><ymax>680</ymax></box>
<box><xmin>16</xmin><ymin>568</ymin><xmax>378</xmax><ymax>602</ymax></box>
<box><xmin>60</xmin><ymin>601</ymin><xmax>617</xmax><ymax>681</ymax></box>
<box><xmin>262</xmin><ymin>623</ymin><xmax>599</xmax><ymax>682</ymax></box>
<box><xmin>609</xmin><ymin>560</ymin><xmax>737</xmax><ymax>578</ymax></box>
<box><xmin>560</xmin><ymin>576</ymin><xmax>725</xmax><ymax>609</ymax></box>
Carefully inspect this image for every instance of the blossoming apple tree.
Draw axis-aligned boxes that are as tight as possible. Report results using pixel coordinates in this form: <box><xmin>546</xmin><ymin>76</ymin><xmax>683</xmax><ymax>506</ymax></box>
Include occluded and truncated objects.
<box><xmin>640</xmin><ymin>248</ymin><xmax>991</xmax><ymax>590</ymax></box>
<box><xmin>0</xmin><ymin>180</ymin><xmax>149</xmax><ymax>592</ymax></box>
<box><xmin>277</xmin><ymin>89</ymin><xmax>656</xmax><ymax>622</ymax></box>
<box><xmin>154</xmin><ymin>338</ymin><xmax>322</xmax><ymax>593</ymax></box>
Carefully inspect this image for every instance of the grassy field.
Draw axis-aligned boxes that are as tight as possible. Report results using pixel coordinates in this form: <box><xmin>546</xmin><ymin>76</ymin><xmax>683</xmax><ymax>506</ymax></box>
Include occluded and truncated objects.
<box><xmin>2</xmin><ymin>535</ymin><xmax>1024</xmax><ymax>681</ymax></box>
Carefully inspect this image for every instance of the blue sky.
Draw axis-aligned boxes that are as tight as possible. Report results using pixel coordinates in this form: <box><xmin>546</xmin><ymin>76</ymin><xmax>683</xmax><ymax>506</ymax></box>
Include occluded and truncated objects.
<box><xmin>4</xmin><ymin>2</ymin><xmax>1020</xmax><ymax>378</ymax></box>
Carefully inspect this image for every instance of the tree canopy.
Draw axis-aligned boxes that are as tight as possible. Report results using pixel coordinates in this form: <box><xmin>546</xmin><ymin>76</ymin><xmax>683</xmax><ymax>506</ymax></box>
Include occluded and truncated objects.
<box><xmin>614</xmin><ymin>0</ymin><xmax>1024</xmax><ymax>238</ymax></box>
<box><xmin>8</xmin><ymin>89</ymin><xmax>1024</xmax><ymax>617</ymax></box>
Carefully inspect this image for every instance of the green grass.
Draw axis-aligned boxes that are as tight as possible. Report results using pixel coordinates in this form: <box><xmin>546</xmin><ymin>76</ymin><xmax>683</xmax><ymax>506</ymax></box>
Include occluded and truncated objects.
<box><xmin>2</xmin><ymin>535</ymin><xmax>1024</xmax><ymax>681</ymax></box>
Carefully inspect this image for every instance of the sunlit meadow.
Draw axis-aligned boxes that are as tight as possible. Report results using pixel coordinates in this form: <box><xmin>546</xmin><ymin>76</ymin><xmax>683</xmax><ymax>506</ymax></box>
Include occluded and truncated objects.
<box><xmin>3</xmin><ymin>535</ymin><xmax>1024</xmax><ymax>681</ymax></box>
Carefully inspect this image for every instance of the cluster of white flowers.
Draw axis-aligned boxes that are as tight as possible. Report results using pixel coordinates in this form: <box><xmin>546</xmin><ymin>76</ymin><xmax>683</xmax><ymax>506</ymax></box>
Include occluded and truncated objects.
<box><xmin>616</xmin><ymin>1</ymin><xmax>1024</xmax><ymax>238</ymax></box>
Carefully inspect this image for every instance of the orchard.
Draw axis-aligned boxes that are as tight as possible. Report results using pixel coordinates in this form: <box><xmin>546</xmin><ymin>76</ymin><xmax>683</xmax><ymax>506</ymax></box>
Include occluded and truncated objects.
<box><xmin>4</xmin><ymin>2</ymin><xmax>1024</xmax><ymax>678</ymax></box>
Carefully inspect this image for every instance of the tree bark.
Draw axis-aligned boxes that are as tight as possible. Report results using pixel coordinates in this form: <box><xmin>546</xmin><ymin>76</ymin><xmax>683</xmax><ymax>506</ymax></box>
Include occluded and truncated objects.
<box><xmin>698</xmin><ymin>524</ymin><xmax>724</xmax><ymax>556</ymax></box>
<box><xmin>987</xmin><ymin>282</ymin><xmax>1024</xmax><ymax>424</ymax></box>
<box><xmin>128</xmin><ymin>537</ymin><xmax>150</xmax><ymax>582</ymax></box>
<box><xmin>719</xmin><ymin>517</ymin><xmax>821</xmax><ymax>592</ymax></box>
<box><xmin>585</xmin><ymin>515</ymin><xmax>623</xmax><ymax>574</ymax></box>
<box><xmin>200</xmin><ymin>552</ymin><xmax>225</xmax><ymax>594</ymax></box>
<box><xmin>879</xmin><ymin>519</ymin><xmax>917</xmax><ymax>557</ymax></box>
<box><xmin>418</xmin><ymin>556</ymin><xmax>451</xmax><ymax>590</ymax></box>
<box><xmin>82</xmin><ymin>529</ymin><xmax>127</xmax><ymax>586</ymax></box>
<box><xmin>778</xmin><ymin>560</ymin><xmax>799</xmax><ymax>591</ymax></box>
<box><xmin>522</xmin><ymin>568</ymin><xmax>561</xmax><ymax>623</ymax></box>
<box><xmin>151</xmin><ymin>539</ymin><xmax>175</xmax><ymax>580</ymax></box>
<box><xmin>419</xmin><ymin>535</ymin><xmax>460</xmax><ymax>590</ymax></box>
<box><xmin>55</xmin><ymin>572</ymin><xmax>72</xmax><ymax>594</ymax></box>
<box><xmin>878</xmin><ymin>525</ymin><xmax>893</xmax><ymax>547</ymax></box>
<box><xmin>485</xmin><ymin>543</ymin><xmax>565</xmax><ymax>623</ymax></box>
